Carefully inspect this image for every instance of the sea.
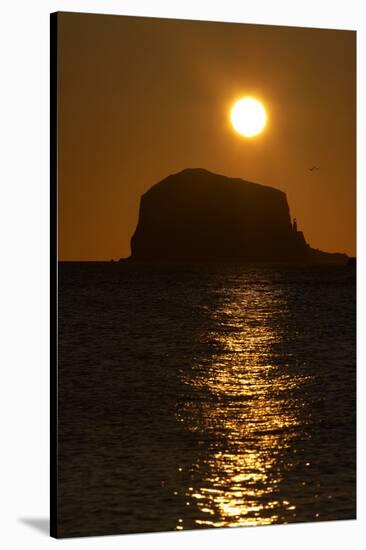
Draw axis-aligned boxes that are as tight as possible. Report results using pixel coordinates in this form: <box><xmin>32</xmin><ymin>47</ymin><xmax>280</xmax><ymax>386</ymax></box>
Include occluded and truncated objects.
<box><xmin>58</xmin><ymin>262</ymin><xmax>356</xmax><ymax>537</ymax></box>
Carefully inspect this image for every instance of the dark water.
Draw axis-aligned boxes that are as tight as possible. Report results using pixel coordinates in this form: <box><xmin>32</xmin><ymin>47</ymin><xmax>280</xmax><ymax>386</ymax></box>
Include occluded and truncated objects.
<box><xmin>58</xmin><ymin>262</ymin><xmax>356</xmax><ymax>537</ymax></box>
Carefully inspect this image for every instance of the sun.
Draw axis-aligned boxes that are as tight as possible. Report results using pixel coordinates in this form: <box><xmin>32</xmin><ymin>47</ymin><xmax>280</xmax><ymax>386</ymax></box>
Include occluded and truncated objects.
<box><xmin>230</xmin><ymin>97</ymin><xmax>267</xmax><ymax>138</ymax></box>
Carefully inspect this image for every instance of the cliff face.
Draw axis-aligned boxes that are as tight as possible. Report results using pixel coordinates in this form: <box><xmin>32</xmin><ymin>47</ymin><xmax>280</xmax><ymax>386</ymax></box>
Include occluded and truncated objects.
<box><xmin>129</xmin><ymin>168</ymin><xmax>347</xmax><ymax>264</ymax></box>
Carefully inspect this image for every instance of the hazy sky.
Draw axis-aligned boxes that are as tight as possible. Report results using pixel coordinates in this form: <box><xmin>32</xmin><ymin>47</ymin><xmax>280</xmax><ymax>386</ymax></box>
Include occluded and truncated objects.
<box><xmin>57</xmin><ymin>12</ymin><xmax>356</xmax><ymax>260</ymax></box>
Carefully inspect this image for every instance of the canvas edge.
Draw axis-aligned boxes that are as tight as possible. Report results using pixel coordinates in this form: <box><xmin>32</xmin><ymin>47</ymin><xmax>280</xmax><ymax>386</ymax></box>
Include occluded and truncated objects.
<box><xmin>50</xmin><ymin>11</ymin><xmax>59</xmax><ymax>540</ymax></box>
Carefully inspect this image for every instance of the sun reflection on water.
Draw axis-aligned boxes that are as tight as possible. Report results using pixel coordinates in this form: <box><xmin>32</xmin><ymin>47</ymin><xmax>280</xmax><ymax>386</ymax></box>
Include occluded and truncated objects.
<box><xmin>175</xmin><ymin>282</ymin><xmax>310</xmax><ymax>529</ymax></box>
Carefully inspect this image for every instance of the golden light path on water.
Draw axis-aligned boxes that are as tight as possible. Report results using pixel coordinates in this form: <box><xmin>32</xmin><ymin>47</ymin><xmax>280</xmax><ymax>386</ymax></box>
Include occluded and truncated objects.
<box><xmin>174</xmin><ymin>281</ymin><xmax>311</xmax><ymax>530</ymax></box>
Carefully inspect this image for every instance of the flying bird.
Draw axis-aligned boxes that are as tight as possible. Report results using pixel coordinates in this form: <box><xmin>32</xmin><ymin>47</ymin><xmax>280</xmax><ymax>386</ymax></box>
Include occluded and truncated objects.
<box><xmin>309</xmin><ymin>166</ymin><xmax>320</xmax><ymax>171</ymax></box>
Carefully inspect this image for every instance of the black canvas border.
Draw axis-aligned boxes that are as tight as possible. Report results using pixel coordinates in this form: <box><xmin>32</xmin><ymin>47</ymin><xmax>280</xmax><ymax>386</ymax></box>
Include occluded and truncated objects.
<box><xmin>50</xmin><ymin>11</ymin><xmax>58</xmax><ymax>539</ymax></box>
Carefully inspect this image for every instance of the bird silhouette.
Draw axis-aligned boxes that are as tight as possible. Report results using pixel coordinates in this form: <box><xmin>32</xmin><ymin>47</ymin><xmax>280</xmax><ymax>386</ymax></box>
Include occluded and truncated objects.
<box><xmin>309</xmin><ymin>166</ymin><xmax>320</xmax><ymax>171</ymax></box>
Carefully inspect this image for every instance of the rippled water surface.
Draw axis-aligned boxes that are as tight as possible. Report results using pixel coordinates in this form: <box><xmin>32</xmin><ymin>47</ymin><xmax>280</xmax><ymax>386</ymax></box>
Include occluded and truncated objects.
<box><xmin>58</xmin><ymin>263</ymin><xmax>356</xmax><ymax>537</ymax></box>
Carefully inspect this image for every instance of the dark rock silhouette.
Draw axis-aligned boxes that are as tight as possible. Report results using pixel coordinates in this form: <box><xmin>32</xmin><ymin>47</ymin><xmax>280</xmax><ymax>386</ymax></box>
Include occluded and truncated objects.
<box><xmin>127</xmin><ymin>168</ymin><xmax>348</xmax><ymax>264</ymax></box>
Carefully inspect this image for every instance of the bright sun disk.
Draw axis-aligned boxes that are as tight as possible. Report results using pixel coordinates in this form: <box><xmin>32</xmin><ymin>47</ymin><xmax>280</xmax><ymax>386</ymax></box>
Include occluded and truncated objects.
<box><xmin>230</xmin><ymin>97</ymin><xmax>267</xmax><ymax>137</ymax></box>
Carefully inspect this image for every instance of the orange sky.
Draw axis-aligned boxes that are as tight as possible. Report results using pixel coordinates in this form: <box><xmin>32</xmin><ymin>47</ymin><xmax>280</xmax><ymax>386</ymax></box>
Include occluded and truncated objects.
<box><xmin>57</xmin><ymin>12</ymin><xmax>356</xmax><ymax>260</ymax></box>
